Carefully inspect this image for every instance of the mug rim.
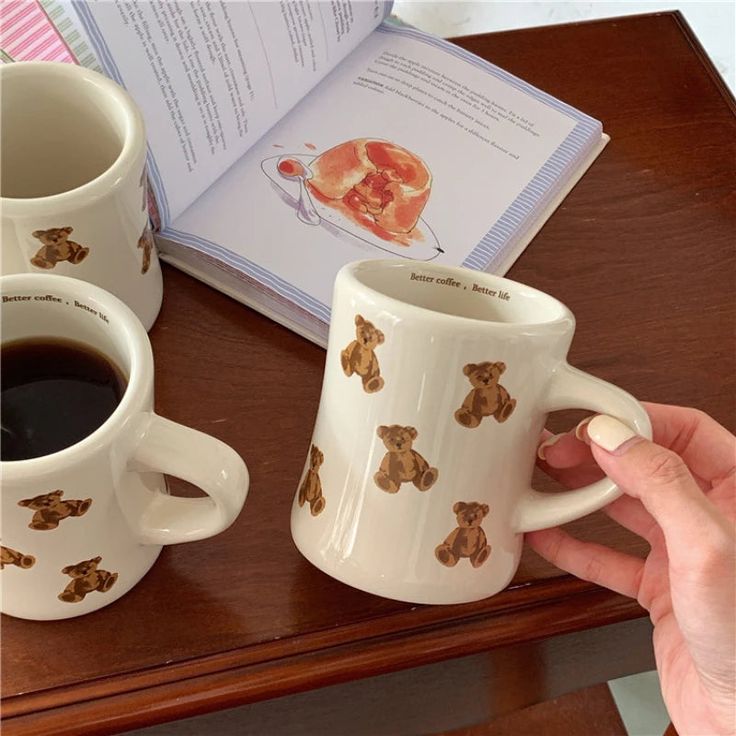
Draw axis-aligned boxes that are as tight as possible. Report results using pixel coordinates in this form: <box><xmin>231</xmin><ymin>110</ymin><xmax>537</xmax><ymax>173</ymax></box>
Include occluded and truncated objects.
<box><xmin>0</xmin><ymin>273</ymin><xmax>152</xmax><ymax>476</ymax></box>
<box><xmin>0</xmin><ymin>62</ymin><xmax>145</xmax><ymax>210</ymax></box>
<box><xmin>340</xmin><ymin>260</ymin><xmax>575</xmax><ymax>330</ymax></box>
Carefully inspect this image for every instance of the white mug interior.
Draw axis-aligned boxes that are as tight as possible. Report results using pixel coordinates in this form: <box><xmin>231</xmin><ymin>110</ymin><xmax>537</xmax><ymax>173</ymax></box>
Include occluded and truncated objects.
<box><xmin>0</xmin><ymin>65</ymin><xmax>127</xmax><ymax>199</ymax></box>
<box><xmin>348</xmin><ymin>260</ymin><xmax>569</xmax><ymax>325</ymax></box>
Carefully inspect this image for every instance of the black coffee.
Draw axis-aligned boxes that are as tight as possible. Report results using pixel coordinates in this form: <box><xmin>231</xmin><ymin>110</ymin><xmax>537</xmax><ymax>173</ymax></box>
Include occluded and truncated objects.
<box><xmin>1</xmin><ymin>338</ymin><xmax>127</xmax><ymax>461</ymax></box>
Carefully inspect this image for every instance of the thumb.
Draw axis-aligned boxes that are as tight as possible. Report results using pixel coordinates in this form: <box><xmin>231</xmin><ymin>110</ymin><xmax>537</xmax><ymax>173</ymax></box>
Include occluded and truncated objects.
<box><xmin>586</xmin><ymin>415</ymin><xmax>730</xmax><ymax>561</ymax></box>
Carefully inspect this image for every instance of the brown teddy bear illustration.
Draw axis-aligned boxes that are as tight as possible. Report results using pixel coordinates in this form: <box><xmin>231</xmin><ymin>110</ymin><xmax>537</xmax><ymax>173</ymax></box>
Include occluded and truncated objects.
<box><xmin>340</xmin><ymin>315</ymin><xmax>385</xmax><ymax>393</ymax></box>
<box><xmin>18</xmin><ymin>490</ymin><xmax>92</xmax><ymax>531</ymax></box>
<box><xmin>435</xmin><ymin>501</ymin><xmax>491</xmax><ymax>568</ymax></box>
<box><xmin>298</xmin><ymin>444</ymin><xmax>326</xmax><ymax>516</ymax></box>
<box><xmin>30</xmin><ymin>227</ymin><xmax>89</xmax><ymax>269</ymax></box>
<box><xmin>454</xmin><ymin>361</ymin><xmax>516</xmax><ymax>429</ymax></box>
<box><xmin>0</xmin><ymin>545</ymin><xmax>36</xmax><ymax>570</ymax></box>
<box><xmin>138</xmin><ymin>225</ymin><xmax>155</xmax><ymax>274</ymax></box>
<box><xmin>58</xmin><ymin>556</ymin><xmax>118</xmax><ymax>603</ymax></box>
<box><xmin>374</xmin><ymin>424</ymin><xmax>438</xmax><ymax>493</ymax></box>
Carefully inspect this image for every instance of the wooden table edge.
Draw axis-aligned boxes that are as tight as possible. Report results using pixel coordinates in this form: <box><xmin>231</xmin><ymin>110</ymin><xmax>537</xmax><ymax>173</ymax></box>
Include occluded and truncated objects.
<box><xmin>668</xmin><ymin>10</ymin><xmax>736</xmax><ymax>109</ymax></box>
<box><xmin>1</xmin><ymin>583</ymin><xmax>646</xmax><ymax>735</ymax></box>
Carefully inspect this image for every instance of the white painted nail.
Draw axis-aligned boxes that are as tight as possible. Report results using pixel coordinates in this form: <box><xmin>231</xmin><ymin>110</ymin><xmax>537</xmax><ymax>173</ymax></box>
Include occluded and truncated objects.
<box><xmin>574</xmin><ymin>416</ymin><xmax>594</xmax><ymax>440</ymax></box>
<box><xmin>537</xmin><ymin>433</ymin><xmax>564</xmax><ymax>460</ymax></box>
<box><xmin>587</xmin><ymin>415</ymin><xmax>639</xmax><ymax>453</ymax></box>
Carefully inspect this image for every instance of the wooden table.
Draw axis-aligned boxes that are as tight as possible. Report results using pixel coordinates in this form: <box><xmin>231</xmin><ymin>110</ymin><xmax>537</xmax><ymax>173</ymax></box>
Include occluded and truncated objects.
<box><xmin>3</xmin><ymin>12</ymin><xmax>734</xmax><ymax>736</ymax></box>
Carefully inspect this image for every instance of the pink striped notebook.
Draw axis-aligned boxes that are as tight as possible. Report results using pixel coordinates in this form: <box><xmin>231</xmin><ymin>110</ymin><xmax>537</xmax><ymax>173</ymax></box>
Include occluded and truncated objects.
<box><xmin>0</xmin><ymin>0</ymin><xmax>75</xmax><ymax>63</ymax></box>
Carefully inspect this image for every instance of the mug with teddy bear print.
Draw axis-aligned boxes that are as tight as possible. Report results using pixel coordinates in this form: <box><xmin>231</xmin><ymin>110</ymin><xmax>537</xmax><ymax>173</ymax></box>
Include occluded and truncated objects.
<box><xmin>0</xmin><ymin>62</ymin><xmax>162</xmax><ymax>330</ymax></box>
<box><xmin>291</xmin><ymin>260</ymin><xmax>651</xmax><ymax>605</ymax></box>
<box><xmin>1</xmin><ymin>273</ymin><xmax>248</xmax><ymax>620</ymax></box>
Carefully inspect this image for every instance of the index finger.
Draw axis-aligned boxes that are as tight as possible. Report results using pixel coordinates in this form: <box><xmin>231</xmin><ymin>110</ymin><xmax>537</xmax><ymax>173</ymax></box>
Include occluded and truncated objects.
<box><xmin>643</xmin><ymin>403</ymin><xmax>736</xmax><ymax>485</ymax></box>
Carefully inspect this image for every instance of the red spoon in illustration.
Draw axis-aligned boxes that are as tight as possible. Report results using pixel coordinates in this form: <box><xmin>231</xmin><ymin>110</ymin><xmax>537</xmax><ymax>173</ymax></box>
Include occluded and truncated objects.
<box><xmin>277</xmin><ymin>157</ymin><xmax>321</xmax><ymax>226</ymax></box>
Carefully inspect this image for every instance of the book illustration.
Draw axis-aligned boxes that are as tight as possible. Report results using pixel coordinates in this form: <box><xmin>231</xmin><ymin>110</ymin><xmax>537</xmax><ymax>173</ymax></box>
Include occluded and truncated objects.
<box><xmin>309</xmin><ymin>139</ymin><xmax>431</xmax><ymax>234</ymax></box>
<box><xmin>1</xmin><ymin>545</ymin><xmax>36</xmax><ymax>570</ymax></box>
<box><xmin>138</xmin><ymin>224</ymin><xmax>155</xmax><ymax>274</ymax></box>
<box><xmin>261</xmin><ymin>138</ymin><xmax>443</xmax><ymax>260</ymax></box>
<box><xmin>275</xmin><ymin>157</ymin><xmax>321</xmax><ymax>225</ymax></box>
<box><xmin>18</xmin><ymin>490</ymin><xmax>92</xmax><ymax>531</ymax></box>
<box><xmin>374</xmin><ymin>425</ymin><xmax>438</xmax><ymax>493</ymax></box>
<box><xmin>340</xmin><ymin>314</ymin><xmax>385</xmax><ymax>393</ymax></box>
<box><xmin>58</xmin><ymin>556</ymin><xmax>118</xmax><ymax>603</ymax></box>
<box><xmin>435</xmin><ymin>501</ymin><xmax>491</xmax><ymax>568</ymax></box>
<box><xmin>298</xmin><ymin>444</ymin><xmax>326</xmax><ymax>516</ymax></box>
<box><xmin>454</xmin><ymin>362</ymin><xmax>516</xmax><ymax>428</ymax></box>
<box><xmin>30</xmin><ymin>227</ymin><xmax>89</xmax><ymax>269</ymax></box>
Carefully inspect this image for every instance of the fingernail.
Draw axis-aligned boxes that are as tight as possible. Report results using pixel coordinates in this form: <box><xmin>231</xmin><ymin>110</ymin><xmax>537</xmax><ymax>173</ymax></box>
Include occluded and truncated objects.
<box><xmin>575</xmin><ymin>416</ymin><xmax>594</xmax><ymax>441</ymax></box>
<box><xmin>537</xmin><ymin>433</ymin><xmax>564</xmax><ymax>460</ymax></box>
<box><xmin>587</xmin><ymin>415</ymin><xmax>640</xmax><ymax>453</ymax></box>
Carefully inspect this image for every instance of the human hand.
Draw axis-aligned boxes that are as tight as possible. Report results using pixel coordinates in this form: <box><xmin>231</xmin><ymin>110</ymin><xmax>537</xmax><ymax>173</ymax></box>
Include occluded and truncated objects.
<box><xmin>529</xmin><ymin>403</ymin><xmax>735</xmax><ymax>736</ymax></box>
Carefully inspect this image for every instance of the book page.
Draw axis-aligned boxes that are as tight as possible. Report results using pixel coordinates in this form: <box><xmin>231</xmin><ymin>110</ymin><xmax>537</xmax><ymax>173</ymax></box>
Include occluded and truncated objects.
<box><xmin>69</xmin><ymin>0</ymin><xmax>391</xmax><ymax>225</ymax></box>
<box><xmin>166</xmin><ymin>24</ymin><xmax>601</xmax><ymax>317</ymax></box>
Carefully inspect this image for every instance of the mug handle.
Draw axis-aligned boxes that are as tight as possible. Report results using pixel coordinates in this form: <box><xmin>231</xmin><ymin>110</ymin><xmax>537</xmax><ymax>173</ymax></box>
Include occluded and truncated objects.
<box><xmin>128</xmin><ymin>414</ymin><xmax>249</xmax><ymax>544</ymax></box>
<box><xmin>514</xmin><ymin>363</ymin><xmax>651</xmax><ymax>533</ymax></box>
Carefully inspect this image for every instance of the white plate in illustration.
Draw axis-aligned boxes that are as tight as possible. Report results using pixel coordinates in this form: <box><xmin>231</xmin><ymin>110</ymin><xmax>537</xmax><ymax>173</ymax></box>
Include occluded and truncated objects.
<box><xmin>261</xmin><ymin>155</ymin><xmax>442</xmax><ymax>261</ymax></box>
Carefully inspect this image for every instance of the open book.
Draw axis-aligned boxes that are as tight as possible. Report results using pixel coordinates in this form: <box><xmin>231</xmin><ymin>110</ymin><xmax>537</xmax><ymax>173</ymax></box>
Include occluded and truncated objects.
<box><xmin>7</xmin><ymin>1</ymin><xmax>607</xmax><ymax>345</ymax></box>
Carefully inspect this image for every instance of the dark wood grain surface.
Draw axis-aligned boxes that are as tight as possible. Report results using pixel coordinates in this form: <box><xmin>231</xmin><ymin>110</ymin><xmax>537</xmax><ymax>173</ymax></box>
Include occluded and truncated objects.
<box><xmin>121</xmin><ymin>619</ymin><xmax>648</xmax><ymax>736</ymax></box>
<box><xmin>2</xmin><ymin>12</ymin><xmax>734</xmax><ymax>736</ymax></box>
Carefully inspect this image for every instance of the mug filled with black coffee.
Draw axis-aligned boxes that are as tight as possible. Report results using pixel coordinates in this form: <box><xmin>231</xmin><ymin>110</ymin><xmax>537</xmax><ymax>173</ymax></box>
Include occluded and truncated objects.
<box><xmin>2</xmin><ymin>338</ymin><xmax>127</xmax><ymax>462</ymax></box>
<box><xmin>0</xmin><ymin>273</ymin><xmax>249</xmax><ymax>620</ymax></box>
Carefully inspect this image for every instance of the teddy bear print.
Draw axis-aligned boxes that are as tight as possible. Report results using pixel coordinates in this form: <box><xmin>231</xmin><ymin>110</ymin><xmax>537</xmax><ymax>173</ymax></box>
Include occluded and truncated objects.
<box><xmin>435</xmin><ymin>501</ymin><xmax>491</xmax><ymax>568</ymax></box>
<box><xmin>58</xmin><ymin>556</ymin><xmax>118</xmax><ymax>603</ymax></box>
<box><xmin>374</xmin><ymin>424</ymin><xmax>438</xmax><ymax>493</ymax></box>
<box><xmin>298</xmin><ymin>444</ymin><xmax>326</xmax><ymax>516</ymax></box>
<box><xmin>454</xmin><ymin>361</ymin><xmax>517</xmax><ymax>429</ymax></box>
<box><xmin>30</xmin><ymin>227</ymin><xmax>89</xmax><ymax>269</ymax></box>
<box><xmin>1</xmin><ymin>545</ymin><xmax>36</xmax><ymax>570</ymax></box>
<box><xmin>340</xmin><ymin>315</ymin><xmax>385</xmax><ymax>393</ymax></box>
<box><xmin>18</xmin><ymin>490</ymin><xmax>92</xmax><ymax>531</ymax></box>
<box><xmin>138</xmin><ymin>225</ymin><xmax>155</xmax><ymax>274</ymax></box>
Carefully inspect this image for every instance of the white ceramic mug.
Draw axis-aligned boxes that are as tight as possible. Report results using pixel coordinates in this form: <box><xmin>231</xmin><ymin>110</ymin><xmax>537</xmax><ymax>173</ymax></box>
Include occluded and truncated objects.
<box><xmin>291</xmin><ymin>260</ymin><xmax>651</xmax><ymax>605</ymax></box>
<box><xmin>0</xmin><ymin>62</ymin><xmax>162</xmax><ymax>330</ymax></box>
<box><xmin>0</xmin><ymin>273</ymin><xmax>249</xmax><ymax>620</ymax></box>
